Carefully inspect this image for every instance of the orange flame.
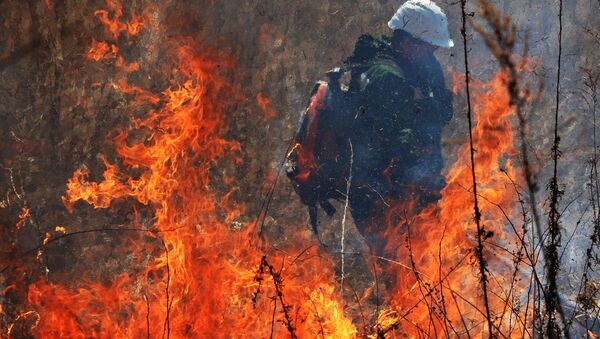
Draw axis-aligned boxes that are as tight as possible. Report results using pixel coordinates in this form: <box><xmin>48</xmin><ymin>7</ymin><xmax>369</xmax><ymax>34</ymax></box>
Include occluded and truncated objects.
<box><xmin>15</xmin><ymin>2</ymin><xmax>355</xmax><ymax>337</ymax></box>
<box><xmin>85</xmin><ymin>39</ymin><xmax>118</xmax><ymax>61</ymax></box>
<box><xmin>15</xmin><ymin>207</ymin><xmax>31</xmax><ymax>230</ymax></box>
<box><xmin>8</xmin><ymin>1</ymin><xmax>537</xmax><ymax>337</ymax></box>
<box><xmin>116</xmin><ymin>56</ymin><xmax>140</xmax><ymax>72</ymax></box>
<box><xmin>94</xmin><ymin>0</ymin><xmax>147</xmax><ymax>40</ymax></box>
<box><xmin>379</xmin><ymin>69</ymin><xmax>530</xmax><ymax>337</ymax></box>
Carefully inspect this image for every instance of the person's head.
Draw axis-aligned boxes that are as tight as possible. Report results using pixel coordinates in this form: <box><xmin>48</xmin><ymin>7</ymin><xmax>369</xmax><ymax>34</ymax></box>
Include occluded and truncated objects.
<box><xmin>391</xmin><ymin>28</ymin><xmax>438</xmax><ymax>58</ymax></box>
<box><xmin>388</xmin><ymin>0</ymin><xmax>453</xmax><ymax>57</ymax></box>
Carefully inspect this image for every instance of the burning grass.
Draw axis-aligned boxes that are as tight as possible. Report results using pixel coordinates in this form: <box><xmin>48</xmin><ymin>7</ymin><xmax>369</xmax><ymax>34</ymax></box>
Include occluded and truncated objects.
<box><xmin>2</xmin><ymin>0</ymin><xmax>600</xmax><ymax>338</ymax></box>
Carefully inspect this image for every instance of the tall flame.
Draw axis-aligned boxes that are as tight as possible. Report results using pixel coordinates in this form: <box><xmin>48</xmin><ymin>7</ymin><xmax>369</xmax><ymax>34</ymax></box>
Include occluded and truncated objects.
<box><xmin>5</xmin><ymin>1</ymin><xmax>539</xmax><ymax>337</ymax></box>
<box><xmin>13</xmin><ymin>1</ymin><xmax>355</xmax><ymax>337</ymax></box>
<box><xmin>379</xmin><ymin>70</ymin><xmax>530</xmax><ymax>337</ymax></box>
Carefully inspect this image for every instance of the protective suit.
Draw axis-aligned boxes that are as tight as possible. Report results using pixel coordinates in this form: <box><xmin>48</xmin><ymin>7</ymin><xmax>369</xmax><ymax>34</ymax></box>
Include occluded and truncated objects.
<box><xmin>286</xmin><ymin>0</ymin><xmax>453</xmax><ymax>252</ymax></box>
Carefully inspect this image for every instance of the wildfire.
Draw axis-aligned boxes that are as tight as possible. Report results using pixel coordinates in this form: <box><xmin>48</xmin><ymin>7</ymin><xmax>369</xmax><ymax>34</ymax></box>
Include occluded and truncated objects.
<box><xmin>94</xmin><ymin>0</ymin><xmax>147</xmax><ymax>39</ymax></box>
<box><xmin>15</xmin><ymin>207</ymin><xmax>30</xmax><ymax>230</ymax></box>
<box><xmin>11</xmin><ymin>1</ymin><xmax>354</xmax><ymax>337</ymax></box>
<box><xmin>5</xmin><ymin>1</ymin><xmax>538</xmax><ymax>337</ymax></box>
<box><xmin>85</xmin><ymin>39</ymin><xmax>118</xmax><ymax>61</ymax></box>
<box><xmin>379</xmin><ymin>70</ymin><xmax>530</xmax><ymax>336</ymax></box>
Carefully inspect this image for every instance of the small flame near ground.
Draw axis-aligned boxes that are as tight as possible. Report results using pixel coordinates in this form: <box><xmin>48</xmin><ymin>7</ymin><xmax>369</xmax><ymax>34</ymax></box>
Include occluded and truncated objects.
<box><xmin>5</xmin><ymin>1</ymin><xmax>536</xmax><ymax>337</ymax></box>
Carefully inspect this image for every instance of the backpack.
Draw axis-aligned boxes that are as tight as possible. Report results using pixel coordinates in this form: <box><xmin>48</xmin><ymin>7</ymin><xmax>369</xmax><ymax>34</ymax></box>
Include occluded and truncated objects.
<box><xmin>285</xmin><ymin>34</ymin><xmax>395</xmax><ymax>234</ymax></box>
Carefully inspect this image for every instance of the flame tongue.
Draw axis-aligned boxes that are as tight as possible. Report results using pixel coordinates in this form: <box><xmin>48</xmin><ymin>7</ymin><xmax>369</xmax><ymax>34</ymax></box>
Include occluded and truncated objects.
<box><xmin>18</xmin><ymin>1</ymin><xmax>355</xmax><ymax>337</ymax></box>
<box><xmin>10</xmin><ymin>1</ymin><xmax>533</xmax><ymax>337</ymax></box>
<box><xmin>380</xmin><ymin>69</ymin><xmax>526</xmax><ymax>336</ymax></box>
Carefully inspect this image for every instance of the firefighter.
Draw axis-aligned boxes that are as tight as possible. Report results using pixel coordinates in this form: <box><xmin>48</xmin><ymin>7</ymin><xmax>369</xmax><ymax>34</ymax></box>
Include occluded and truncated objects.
<box><xmin>286</xmin><ymin>0</ymin><xmax>454</xmax><ymax>252</ymax></box>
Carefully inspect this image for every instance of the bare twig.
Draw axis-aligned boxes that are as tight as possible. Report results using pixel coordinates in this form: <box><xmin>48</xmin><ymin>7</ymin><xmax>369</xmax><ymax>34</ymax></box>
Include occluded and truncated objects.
<box><xmin>470</xmin><ymin>1</ymin><xmax>572</xmax><ymax>335</ymax></box>
<box><xmin>257</xmin><ymin>137</ymin><xmax>296</xmax><ymax>239</ymax></box>
<box><xmin>340</xmin><ymin>139</ymin><xmax>353</xmax><ymax>300</ymax></box>
<box><xmin>253</xmin><ymin>256</ymin><xmax>297</xmax><ymax>338</ymax></box>
<box><xmin>270</xmin><ymin>298</ymin><xmax>277</xmax><ymax>339</ymax></box>
<box><xmin>349</xmin><ymin>285</ymin><xmax>369</xmax><ymax>336</ymax></box>
<box><xmin>144</xmin><ymin>294</ymin><xmax>150</xmax><ymax>339</ymax></box>
<box><xmin>569</xmin><ymin>67</ymin><xmax>600</xmax><ymax>334</ymax></box>
<box><xmin>543</xmin><ymin>0</ymin><xmax>568</xmax><ymax>336</ymax></box>
<box><xmin>450</xmin><ymin>289</ymin><xmax>472</xmax><ymax>339</ymax></box>
<box><xmin>161</xmin><ymin>239</ymin><xmax>171</xmax><ymax>339</ymax></box>
<box><xmin>460</xmin><ymin>1</ymin><xmax>493</xmax><ymax>336</ymax></box>
<box><xmin>1</xmin><ymin>226</ymin><xmax>174</xmax><ymax>274</ymax></box>
<box><xmin>308</xmin><ymin>295</ymin><xmax>326</xmax><ymax>339</ymax></box>
<box><xmin>372</xmin><ymin>262</ymin><xmax>380</xmax><ymax>325</ymax></box>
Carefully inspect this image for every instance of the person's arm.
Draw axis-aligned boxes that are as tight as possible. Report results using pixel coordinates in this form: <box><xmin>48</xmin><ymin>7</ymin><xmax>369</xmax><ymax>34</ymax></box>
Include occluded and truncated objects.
<box><xmin>420</xmin><ymin>60</ymin><xmax>453</xmax><ymax>125</ymax></box>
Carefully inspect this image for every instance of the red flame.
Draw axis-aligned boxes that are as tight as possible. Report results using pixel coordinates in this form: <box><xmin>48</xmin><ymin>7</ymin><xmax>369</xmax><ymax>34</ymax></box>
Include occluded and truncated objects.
<box><xmin>15</xmin><ymin>207</ymin><xmax>31</xmax><ymax>230</ymax></box>
<box><xmin>12</xmin><ymin>2</ymin><xmax>355</xmax><ymax>337</ymax></box>
<box><xmin>377</xmin><ymin>69</ymin><xmax>530</xmax><ymax>336</ymax></box>
<box><xmin>94</xmin><ymin>0</ymin><xmax>148</xmax><ymax>40</ymax></box>
<box><xmin>6</xmin><ymin>1</ymin><xmax>538</xmax><ymax>337</ymax></box>
<box><xmin>85</xmin><ymin>39</ymin><xmax>118</xmax><ymax>61</ymax></box>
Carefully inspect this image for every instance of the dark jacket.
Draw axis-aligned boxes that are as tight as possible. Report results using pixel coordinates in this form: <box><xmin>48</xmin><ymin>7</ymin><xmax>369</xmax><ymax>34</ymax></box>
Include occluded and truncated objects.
<box><xmin>343</xmin><ymin>34</ymin><xmax>453</xmax><ymax>225</ymax></box>
<box><xmin>286</xmin><ymin>34</ymin><xmax>453</xmax><ymax>233</ymax></box>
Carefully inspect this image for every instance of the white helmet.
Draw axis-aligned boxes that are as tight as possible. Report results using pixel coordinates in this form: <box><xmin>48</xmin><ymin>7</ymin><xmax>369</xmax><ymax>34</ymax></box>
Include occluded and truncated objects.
<box><xmin>388</xmin><ymin>0</ymin><xmax>454</xmax><ymax>48</ymax></box>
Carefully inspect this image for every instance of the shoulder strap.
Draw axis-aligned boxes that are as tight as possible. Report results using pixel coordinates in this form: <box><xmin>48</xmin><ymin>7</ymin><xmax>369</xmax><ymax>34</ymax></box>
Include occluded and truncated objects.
<box><xmin>342</xmin><ymin>34</ymin><xmax>399</xmax><ymax>92</ymax></box>
<box><xmin>343</xmin><ymin>34</ymin><xmax>394</xmax><ymax>67</ymax></box>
